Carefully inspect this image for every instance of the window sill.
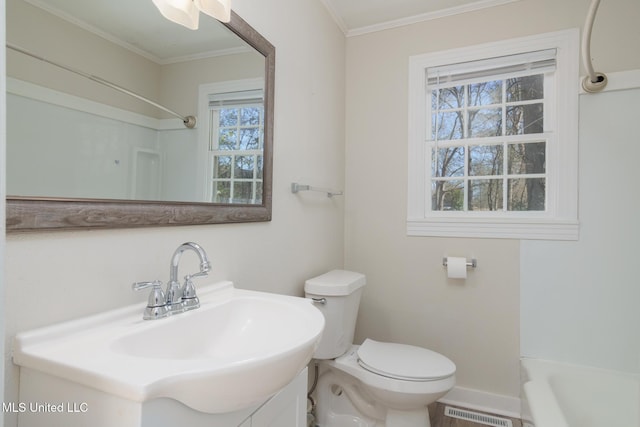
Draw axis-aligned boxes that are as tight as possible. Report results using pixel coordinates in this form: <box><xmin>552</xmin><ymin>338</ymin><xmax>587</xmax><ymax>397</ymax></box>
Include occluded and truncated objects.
<box><xmin>407</xmin><ymin>218</ymin><xmax>579</xmax><ymax>240</ymax></box>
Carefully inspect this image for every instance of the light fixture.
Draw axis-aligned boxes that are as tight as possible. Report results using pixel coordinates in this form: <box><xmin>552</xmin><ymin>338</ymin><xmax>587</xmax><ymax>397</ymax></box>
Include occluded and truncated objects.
<box><xmin>152</xmin><ymin>0</ymin><xmax>231</xmax><ymax>30</ymax></box>
<box><xmin>195</xmin><ymin>0</ymin><xmax>231</xmax><ymax>23</ymax></box>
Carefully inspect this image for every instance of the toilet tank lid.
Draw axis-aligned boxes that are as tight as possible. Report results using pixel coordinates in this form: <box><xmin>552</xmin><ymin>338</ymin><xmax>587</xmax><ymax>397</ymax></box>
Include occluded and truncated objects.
<box><xmin>305</xmin><ymin>270</ymin><xmax>366</xmax><ymax>296</ymax></box>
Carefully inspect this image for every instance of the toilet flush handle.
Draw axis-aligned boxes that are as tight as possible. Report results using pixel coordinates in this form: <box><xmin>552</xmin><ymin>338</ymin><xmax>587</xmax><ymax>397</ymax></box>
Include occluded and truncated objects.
<box><xmin>311</xmin><ymin>297</ymin><xmax>327</xmax><ymax>305</ymax></box>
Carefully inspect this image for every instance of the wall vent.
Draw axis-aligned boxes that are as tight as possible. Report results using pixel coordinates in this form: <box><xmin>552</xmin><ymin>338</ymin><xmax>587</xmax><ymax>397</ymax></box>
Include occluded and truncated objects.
<box><xmin>444</xmin><ymin>406</ymin><xmax>513</xmax><ymax>427</ymax></box>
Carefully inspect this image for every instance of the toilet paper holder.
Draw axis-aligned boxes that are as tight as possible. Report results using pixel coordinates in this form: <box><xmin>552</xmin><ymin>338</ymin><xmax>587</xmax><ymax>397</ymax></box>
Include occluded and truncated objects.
<box><xmin>442</xmin><ymin>257</ymin><xmax>477</xmax><ymax>268</ymax></box>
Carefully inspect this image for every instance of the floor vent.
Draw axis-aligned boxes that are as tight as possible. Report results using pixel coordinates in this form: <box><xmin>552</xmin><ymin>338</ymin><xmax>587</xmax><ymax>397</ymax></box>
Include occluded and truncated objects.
<box><xmin>444</xmin><ymin>406</ymin><xmax>513</xmax><ymax>427</ymax></box>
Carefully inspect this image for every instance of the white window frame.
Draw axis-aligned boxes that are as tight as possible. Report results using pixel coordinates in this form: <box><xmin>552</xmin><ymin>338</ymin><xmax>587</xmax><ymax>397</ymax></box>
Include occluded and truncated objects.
<box><xmin>408</xmin><ymin>29</ymin><xmax>579</xmax><ymax>240</ymax></box>
<box><xmin>198</xmin><ymin>78</ymin><xmax>264</xmax><ymax>203</ymax></box>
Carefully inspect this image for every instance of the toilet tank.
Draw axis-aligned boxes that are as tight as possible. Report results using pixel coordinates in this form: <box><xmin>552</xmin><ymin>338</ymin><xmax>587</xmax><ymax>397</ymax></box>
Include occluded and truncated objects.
<box><xmin>304</xmin><ymin>270</ymin><xmax>366</xmax><ymax>359</ymax></box>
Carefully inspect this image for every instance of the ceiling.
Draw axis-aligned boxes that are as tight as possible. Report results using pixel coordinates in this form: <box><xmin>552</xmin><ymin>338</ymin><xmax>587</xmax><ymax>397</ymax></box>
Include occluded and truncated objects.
<box><xmin>320</xmin><ymin>0</ymin><xmax>520</xmax><ymax>36</ymax></box>
<box><xmin>22</xmin><ymin>0</ymin><xmax>520</xmax><ymax>62</ymax></box>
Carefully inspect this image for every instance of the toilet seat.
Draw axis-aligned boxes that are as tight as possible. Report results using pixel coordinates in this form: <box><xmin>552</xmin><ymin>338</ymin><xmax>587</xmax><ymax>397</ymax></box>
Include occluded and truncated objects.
<box><xmin>357</xmin><ymin>339</ymin><xmax>456</xmax><ymax>381</ymax></box>
<box><xmin>326</xmin><ymin>343</ymin><xmax>456</xmax><ymax>405</ymax></box>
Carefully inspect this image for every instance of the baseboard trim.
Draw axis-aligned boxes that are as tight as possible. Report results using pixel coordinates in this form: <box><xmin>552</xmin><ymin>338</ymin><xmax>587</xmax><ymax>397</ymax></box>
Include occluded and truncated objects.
<box><xmin>437</xmin><ymin>386</ymin><xmax>521</xmax><ymax>419</ymax></box>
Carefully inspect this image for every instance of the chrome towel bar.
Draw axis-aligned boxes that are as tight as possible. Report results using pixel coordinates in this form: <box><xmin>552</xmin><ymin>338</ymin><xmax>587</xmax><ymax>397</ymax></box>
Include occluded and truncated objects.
<box><xmin>291</xmin><ymin>182</ymin><xmax>343</xmax><ymax>198</ymax></box>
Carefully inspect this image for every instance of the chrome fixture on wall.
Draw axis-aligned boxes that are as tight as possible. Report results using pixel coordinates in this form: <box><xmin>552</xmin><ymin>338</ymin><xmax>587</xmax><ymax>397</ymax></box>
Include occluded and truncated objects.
<box><xmin>291</xmin><ymin>182</ymin><xmax>344</xmax><ymax>198</ymax></box>
<box><xmin>442</xmin><ymin>257</ymin><xmax>477</xmax><ymax>269</ymax></box>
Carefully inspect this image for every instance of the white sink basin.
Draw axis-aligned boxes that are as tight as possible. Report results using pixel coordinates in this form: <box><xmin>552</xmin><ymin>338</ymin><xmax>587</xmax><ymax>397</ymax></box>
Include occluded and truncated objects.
<box><xmin>13</xmin><ymin>281</ymin><xmax>324</xmax><ymax>414</ymax></box>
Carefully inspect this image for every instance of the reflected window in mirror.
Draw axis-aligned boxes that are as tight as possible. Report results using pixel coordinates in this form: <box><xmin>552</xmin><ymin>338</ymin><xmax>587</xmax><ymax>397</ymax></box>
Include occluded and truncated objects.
<box><xmin>203</xmin><ymin>80</ymin><xmax>265</xmax><ymax>204</ymax></box>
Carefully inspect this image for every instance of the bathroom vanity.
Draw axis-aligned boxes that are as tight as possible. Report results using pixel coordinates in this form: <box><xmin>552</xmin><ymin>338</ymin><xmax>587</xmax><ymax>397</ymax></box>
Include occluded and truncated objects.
<box><xmin>12</xmin><ymin>281</ymin><xmax>323</xmax><ymax>427</ymax></box>
<box><xmin>16</xmin><ymin>367</ymin><xmax>307</xmax><ymax>427</ymax></box>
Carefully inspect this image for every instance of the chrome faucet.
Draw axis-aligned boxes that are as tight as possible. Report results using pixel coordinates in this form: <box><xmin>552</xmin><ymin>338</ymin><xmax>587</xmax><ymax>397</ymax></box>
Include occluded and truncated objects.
<box><xmin>133</xmin><ymin>242</ymin><xmax>211</xmax><ymax>320</ymax></box>
<box><xmin>166</xmin><ymin>242</ymin><xmax>211</xmax><ymax>312</ymax></box>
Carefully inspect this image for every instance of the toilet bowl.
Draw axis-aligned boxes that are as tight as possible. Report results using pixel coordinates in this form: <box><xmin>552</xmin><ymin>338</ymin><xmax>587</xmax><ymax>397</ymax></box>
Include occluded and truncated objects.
<box><xmin>305</xmin><ymin>270</ymin><xmax>456</xmax><ymax>427</ymax></box>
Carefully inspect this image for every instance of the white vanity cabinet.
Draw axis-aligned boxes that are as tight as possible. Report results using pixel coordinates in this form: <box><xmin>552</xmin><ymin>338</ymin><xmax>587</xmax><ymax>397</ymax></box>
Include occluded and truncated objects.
<box><xmin>17</xmin><ymin>367</ymin><xmax>308</xmax><ymax>427</ymax></box>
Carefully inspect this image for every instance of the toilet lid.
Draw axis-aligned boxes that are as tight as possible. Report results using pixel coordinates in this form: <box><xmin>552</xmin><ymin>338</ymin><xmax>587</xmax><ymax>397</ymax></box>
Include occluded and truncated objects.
<box><xmin>357</xmin><ymin>339</ymin><xmax>456</xmax><ymax>381</ymax></box>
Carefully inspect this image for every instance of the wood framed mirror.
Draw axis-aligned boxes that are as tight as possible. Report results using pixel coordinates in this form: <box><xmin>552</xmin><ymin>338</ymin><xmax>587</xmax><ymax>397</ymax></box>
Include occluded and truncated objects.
<box><xmin>6</xmin><ymin>2</ymin><xmax>274</xmax><ymax>232</ymax></box>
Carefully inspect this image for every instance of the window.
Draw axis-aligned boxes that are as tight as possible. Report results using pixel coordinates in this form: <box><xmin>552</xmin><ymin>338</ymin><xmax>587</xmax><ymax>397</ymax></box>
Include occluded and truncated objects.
<box><xmin>408</xmin><ymin>30</ymin><xmax>579</xmax><ymax>240</ymax></box>
<box><xmin>199</xmin><ymin>79</ymin><xmax>264</xmax><ymax>204</ymax></box>
<box><xmin>209</xmin><ymin>94</ymin><xmax>264</xmax><ymax>204</ymax></box>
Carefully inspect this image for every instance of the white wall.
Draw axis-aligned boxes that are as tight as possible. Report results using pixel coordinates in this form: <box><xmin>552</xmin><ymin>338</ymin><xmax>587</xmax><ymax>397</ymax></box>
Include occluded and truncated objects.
<box><xmin>3</xmin><ymin>1</ymin><xmax>345</xmax><ymax>427</ymax></box>
<box><xmin>521</xmin><ymin>81</ymin><xmax>640</xmax><ymax>373</ymax></box>
<box><xmin>344</xmin><ymin>0</ymin><xmax>640</xmax><ymax>409</ymax></box>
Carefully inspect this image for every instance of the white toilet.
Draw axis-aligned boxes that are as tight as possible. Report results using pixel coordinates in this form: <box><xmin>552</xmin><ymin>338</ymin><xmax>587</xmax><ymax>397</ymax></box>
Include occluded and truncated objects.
<box><xmin>305</xmin><ymin>270</ymin><xmax>456</xmax><ymax>427</ymax></box>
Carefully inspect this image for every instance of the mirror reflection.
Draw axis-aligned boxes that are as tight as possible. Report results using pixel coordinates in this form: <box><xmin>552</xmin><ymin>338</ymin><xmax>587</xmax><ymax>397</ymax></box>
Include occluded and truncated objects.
<box><xmin>6</xmin><ymin>0</ymin><xmax>267</xmax><ymax>205</ymax></box>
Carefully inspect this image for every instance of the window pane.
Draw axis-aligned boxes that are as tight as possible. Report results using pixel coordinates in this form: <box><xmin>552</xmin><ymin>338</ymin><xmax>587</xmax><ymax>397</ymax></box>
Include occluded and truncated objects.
<box><xmin>433</xmin><ymin>147</ymin><xmax>465</xmax><ymax>177</ymax></box>
<box><xmin>219</xmin><ymin>108</ymin><xmax>238</xmax><ymax>126</ymax></box>
<box><xmin>468</xmin><ymin>80</ymin><xmax>502</xmax><ymax>106</ymax></box>
<box><xmin>506</xmin><ymin>104</ymin><xmax>543</xmax><ymax>135</ymax></box>
<box><xmin>469</xmin><ymin>179</ymin><xmax>503</xmax><ymax>211</ymax></box>
<box><xmin>219</xmin><ymin>129</ymin><xmax>237</xmax><ymax>150</ymax></box>
<box><xmin>233</xmin><ymin>182</ymin><xmax>254</xmax><ymax>204</ymax></box>
<box><xmin>469</xmin><ymin>145</ymin><xmax>503</xmax><ymax>176</ymax></box>
<box><xmin>239</xmin><ymin>128</ymin><xmax>261</xmax><ymax>150</ymax></box>
<box><xmin>508</xmin><ymin>142</ymin><xmax>545</xmax><ymax>174</ymax></box>
<box><xmin>213</xmin><ymin>156</ymin><xmax>232</xmax><ymax>179</ymax></box>
<box><xmin>256</xmin><ymin>155</ymin><xmax>264</xmax><ymax>179</ymax></box>
<box><xmin>240</xmin><ymin>107</ymin><xmax>261</xmax><ymax>126</ymax></box>
<box><xmin>210</xmin><ymin>102</ymin><xmax>264</xmax><ymax>206</ymax></box>
<box><xmin>506</xmin><ymin>75</ymin><xmax>543</xmax><ymax>102</ymax></box>
<box><xmin>255</xmin><ymin>182</ymin><xmax>263</xmax><ymax>204</ymax></box>
<box><xmin>468</xmin><ymin>108</ymin><xmax>502</xmax><ymax>137</ymax></box>
<box><xmin>508</xmin><ymin>178</ymin><xmax>545</xmax><ymax>211</ymax></box>
<box><xmin>234</xmin><ymin>156</ymin><xmax>255</xmax><ymax>179</ymax></box>
<box><xmin>432</xmin><ymin>86</ymin><xmax>464</xmax><ymax>110</ymax></box>
<box><xmin>432</xmin><ymin>111</ymin><xmax>463</xmax><ymax>140</ymax></box>
<box><xmin>213</xmin><ymin>181</ymin><xmax>230</xmax><ymax>203</ymax></box>
<box><xmin>431</xmin><ymin>180</ymin><xmax>463</xmax><ymax>211</ymax></box>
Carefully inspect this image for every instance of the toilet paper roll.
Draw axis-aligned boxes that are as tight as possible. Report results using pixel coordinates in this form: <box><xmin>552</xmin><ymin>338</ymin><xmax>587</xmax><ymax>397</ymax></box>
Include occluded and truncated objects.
<box><xmin>446</xmin><ymin>257</ymin><xmax>467</xmax><ymax>279</ymax></box>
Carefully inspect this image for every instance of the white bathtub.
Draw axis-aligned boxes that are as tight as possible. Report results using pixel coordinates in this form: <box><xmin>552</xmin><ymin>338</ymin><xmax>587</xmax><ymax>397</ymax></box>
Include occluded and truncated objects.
<box><xmin>521</xmin><ymin>358</ymin><xmax>640</xmax><ymax>427</ymax></box>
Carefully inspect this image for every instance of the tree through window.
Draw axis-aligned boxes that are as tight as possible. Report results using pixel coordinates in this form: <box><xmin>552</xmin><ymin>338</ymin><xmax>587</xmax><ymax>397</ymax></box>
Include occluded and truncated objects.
<box><xmin>430</xmin><ymin>59</ymin><xmax>549</xmax><ymax>213</ymax></box>
<box><xmin>209</xmin><ymin>93</ymin><xmax>264</xmax><ymax>204</ymax></box>
<box><xmin>407</xmin><ymin>30</ymin><xmax>580</xmax><ymax>239</ymax></box>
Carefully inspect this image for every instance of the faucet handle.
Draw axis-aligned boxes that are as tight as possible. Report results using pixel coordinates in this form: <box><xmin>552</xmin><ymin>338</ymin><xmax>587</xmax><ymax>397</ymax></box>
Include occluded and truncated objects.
<box><xmin>181</xmin><ymin>275</ymin><xmax>200</xmax><ymax>311</ymax></box>
<box><xmin>132</xmin><ymin>280</ymin><xmax>162</xmax><ymax>290</ymax></box>
<box><xmin>132</xmin><ymin>280</ymin><xmax>171</xmax><ymax>320</ymax></box>
<box><xmin>132</xmin><ymin>280</ymin><xmax>163</xmax><ymax>302</ymax></box>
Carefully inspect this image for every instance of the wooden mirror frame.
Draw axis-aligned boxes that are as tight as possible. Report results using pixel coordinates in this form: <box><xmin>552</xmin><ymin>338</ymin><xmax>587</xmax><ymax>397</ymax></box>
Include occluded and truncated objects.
<box><xmin>7</xmin><ymin>11</ymin><xmax>275</xmax><ymax>232</ymax></box>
